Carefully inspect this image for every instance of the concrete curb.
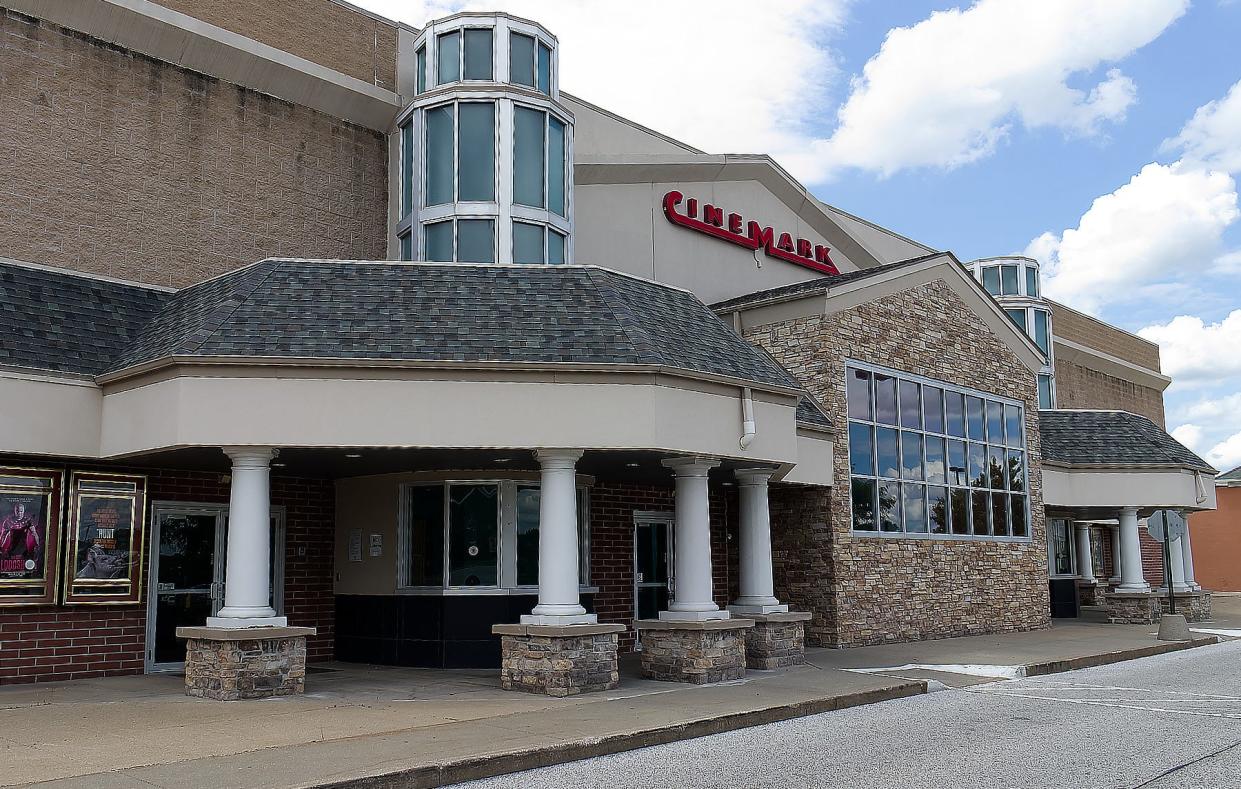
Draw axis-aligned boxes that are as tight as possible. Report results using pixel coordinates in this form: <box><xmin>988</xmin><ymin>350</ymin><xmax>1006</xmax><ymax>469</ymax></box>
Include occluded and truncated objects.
<box><xmin>1022</xmin><ymin>635</ymin><xmax>1219</xmax><ymax>677</ymax></box>
<box><xmin>316</xmin><ymin>681</ymin><xmax>927</xmax><ymax>789</ymax></box>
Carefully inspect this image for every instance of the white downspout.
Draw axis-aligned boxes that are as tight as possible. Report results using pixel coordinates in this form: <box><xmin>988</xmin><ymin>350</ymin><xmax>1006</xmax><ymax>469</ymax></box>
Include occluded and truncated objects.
<box><xmin>739</xmin><ymin>387</ymin><xmax>756</xmax><ymax>449</ymax></box>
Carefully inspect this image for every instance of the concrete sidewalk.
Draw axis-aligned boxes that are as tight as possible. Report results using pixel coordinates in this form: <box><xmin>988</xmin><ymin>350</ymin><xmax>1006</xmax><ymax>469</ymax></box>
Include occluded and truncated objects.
<box><xmin>2</xmin><ymin>618</ymin><xmax>1231</xmax><ymax>789</ymax></box>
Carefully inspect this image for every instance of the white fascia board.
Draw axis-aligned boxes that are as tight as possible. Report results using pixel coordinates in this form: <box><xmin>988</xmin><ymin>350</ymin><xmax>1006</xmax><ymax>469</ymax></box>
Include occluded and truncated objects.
<box><xmin>1052</xmin><ymin>336</ymin><xmax>1172</xmax><ymax>392</ymax></box>
<box><xmin>1042</xmin><ymin>466</ymin><xmax>1217</xmax><ymax>512</ymax></box>
<box><xmin>11</xmin><ymin>0</ymin><xmax>402</xmax><ymax>131</ymax></box>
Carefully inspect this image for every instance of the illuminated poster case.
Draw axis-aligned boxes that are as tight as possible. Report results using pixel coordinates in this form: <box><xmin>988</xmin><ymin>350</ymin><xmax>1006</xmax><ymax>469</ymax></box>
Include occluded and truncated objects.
<box><xmin>63</xmin><ymin>472</ymin><xmax>148</xmax><ymax>605</ymax></box>
<box><xmin>0</xmin><ymin>466</ymin><xmax>64</xmax><ymax>606</ymax></box>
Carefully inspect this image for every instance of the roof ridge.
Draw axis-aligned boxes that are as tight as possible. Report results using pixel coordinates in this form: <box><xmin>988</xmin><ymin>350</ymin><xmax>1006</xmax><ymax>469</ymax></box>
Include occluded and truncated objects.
<box><xmin>581</xmin><ymin>268</ymin><xmax>665</xmax><ymax>366</ymax></box>
<box><xmin>175</xmin><ymin>260</ymin><xmax>284</xmax><ymax>355</ymax></box>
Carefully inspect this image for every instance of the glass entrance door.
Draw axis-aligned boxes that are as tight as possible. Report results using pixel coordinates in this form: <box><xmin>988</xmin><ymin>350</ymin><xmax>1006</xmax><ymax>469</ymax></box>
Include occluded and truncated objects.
<box><xmin>148</xmin><ymin>507</ymin><xmax>226</xmax><ymax>670</ymax></box>
<box><xmin>634</xmin><ymin>515</ymin><xmax>673</xmax><ymax>645</ymax></box>
<box><xmin>146</xmin><ymin>505</ymin><xmax>286</xmax><ymax>672</ymax></box>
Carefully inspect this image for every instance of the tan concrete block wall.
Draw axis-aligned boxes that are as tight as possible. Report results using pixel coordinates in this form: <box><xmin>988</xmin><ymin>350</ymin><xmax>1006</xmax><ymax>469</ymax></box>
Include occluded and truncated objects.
<box><xmin>1051</xmin><ymin>303</ymin><xmax>1161</xmax><ymax>371</ymax></box>
<box><xmin>1053</xmin><ymin>359</ymin><xmax>1167</xmax><ymax>426</ymax></box>
<box><xmin>154</xmin><ymin>0</ymin><xmax>400</xmax><ymax>91</ymax></box>
<box><xmin>747</xmin><ymin>280</ymin><xmax>1051</xmax><ymax>647</ymax></box>
<box><xmin>0</xmin><ymin>11</ymin><xmax>388</xmax><ymax>288</ymax></box>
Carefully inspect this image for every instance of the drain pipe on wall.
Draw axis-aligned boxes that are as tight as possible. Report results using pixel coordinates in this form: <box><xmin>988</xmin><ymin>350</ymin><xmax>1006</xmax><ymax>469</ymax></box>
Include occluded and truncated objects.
<box><xmin>739</xmin><ymin>387</ymin><xmax>756</xmax><ymax>449</ymax></box>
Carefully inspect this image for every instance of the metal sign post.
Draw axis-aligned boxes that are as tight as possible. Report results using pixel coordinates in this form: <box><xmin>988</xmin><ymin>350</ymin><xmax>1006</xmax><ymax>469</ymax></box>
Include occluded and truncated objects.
<box><xmin>1147</xmin><ymin>510</ymin><xmax>1186</xmax><ymax>615</ymax></box>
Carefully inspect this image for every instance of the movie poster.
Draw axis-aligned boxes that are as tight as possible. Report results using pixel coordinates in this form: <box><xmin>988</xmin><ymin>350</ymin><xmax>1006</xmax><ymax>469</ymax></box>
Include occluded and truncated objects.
<box><xmin>63</xmin><ymin>472</ymin><xmax>147</xmax><ymax>605</ymax></box>
<box><xmin>73</xmin><ymin>495</ymin><xmax>135</xmax><ymax>580</ymax></box>
<box><xmin>0</xmin><ymin>467</ymin><xmax>63</xmax><ymax>607</ymax></box>
<box><xmin>0</xmin><ymin>492</ymin><xmax>47</xmax><ymax>580</ymax></box>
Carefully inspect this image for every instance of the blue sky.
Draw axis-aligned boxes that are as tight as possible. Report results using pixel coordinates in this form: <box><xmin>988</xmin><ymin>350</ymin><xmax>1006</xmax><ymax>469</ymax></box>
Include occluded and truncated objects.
<box><xmin>359</xmin><ymin>0</ymin><xmax>1241</xmax><ymax>470</ymax></box>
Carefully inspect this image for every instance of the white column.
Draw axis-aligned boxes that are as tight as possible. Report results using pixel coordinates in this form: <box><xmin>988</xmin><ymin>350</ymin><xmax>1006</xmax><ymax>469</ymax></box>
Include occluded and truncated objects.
<box><xmin>207</xmin><ymin>447</ymin><xmax>285</xmax><ymax>628</ymax></box>
<box><xmin>1166</xmin><ymin>534</ymin><xmax>1191</xmax><ymax>593</ymax></box>
<box><xmin>1108</xmin><ymin>526</ymin><xmax>1123</xmax><ymax>584</ymax></box>
<box><xmin>1117</xmin><ymin>507</ymin><xmax>1150</xmax><ymax>593</ymax></box>
<box><xmin>1075</xmin><ymin>523</ymin><xmax>1095</xmax><ymax>583</ymax></box>
<box><xmin>1181</xmin><ymin>524</ymin><xmax>1200</xmax><ymax>590</ymax></box>
<box><xmin>660</xmin><ymin>457</ymin><xmax>727</xmax><ymax>621</ymax></box>
<box><xmin>522</xmin><ymin>449</ymin><xmax>595</xmax><ymax>625</ymax></box>
<box><xmin>729</xmin><ymin>469</ymin><xmax>787</xmax><ymax>615</ymax></box>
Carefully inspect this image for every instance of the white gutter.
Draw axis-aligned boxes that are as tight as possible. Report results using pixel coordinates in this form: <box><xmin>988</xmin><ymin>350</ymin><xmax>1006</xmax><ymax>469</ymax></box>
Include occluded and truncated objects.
<box><xmin>739</xmin><ymin>387</ymin><xmax>756</xmax><ymax>450</ymax></box>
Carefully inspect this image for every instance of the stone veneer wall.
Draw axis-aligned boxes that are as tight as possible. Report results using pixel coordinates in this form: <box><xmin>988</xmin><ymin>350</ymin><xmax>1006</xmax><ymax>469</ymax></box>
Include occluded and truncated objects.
<box><xmin>589</xmin><ymin>482</ymin><xmax>734</xmax><ymax>652</ymax></box>
<box><xmin>0</xmin><ymin>10</ymin><xmax>388</xmax><ymax>288</ymax></box>
<box><xmin>744</xmin><ymin>279</ymin><xmax>1051</xmax><ymax>647</ymax></box>
<box><xmin>0</xmin><ymin>458</ymin><xmax>335</xmax><ymax>684</ymax></box>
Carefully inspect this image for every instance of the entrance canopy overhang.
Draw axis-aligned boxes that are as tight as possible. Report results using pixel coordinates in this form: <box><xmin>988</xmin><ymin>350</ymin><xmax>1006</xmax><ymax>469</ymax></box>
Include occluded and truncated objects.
<box><xmin>0</xmin><ymin>258</ymin><xmax>835</xmax><ymax>487</ymax></box>
<box><xmin>1038</xmin><ymin>409</ymin><xmax>1217</xmax><ymax>518</ymax></box>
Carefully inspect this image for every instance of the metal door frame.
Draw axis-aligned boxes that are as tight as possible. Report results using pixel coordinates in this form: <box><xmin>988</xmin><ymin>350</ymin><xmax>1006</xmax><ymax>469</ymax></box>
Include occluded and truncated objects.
<box><xmin>144</xmin><ymin>502</ymin><xmax>287</xmax><ymax>673</ymax></box>
<box><xmin>632</xmin><ymin>510</ymin><xmax>674</xmax><ymax>648</ymax></box>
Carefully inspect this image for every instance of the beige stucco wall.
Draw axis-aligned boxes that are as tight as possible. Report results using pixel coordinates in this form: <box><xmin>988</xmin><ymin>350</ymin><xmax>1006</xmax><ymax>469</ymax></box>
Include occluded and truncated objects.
<box><xmin>335</xmin><ymin>473</ymin><xmax>403</xmax><ymax>595</ymax></box>
<box><xmin>0</xmin><ymin>372</ymin><xmax>102</xmax><ymax>458</ymax></box>
<box><xmin>98</xmin><ymin>371</ymin><xmax>803</xmax><ymax>464</ymax></box>
<box><xmin>1042</xmin><ymin>467</ymin><xmax>1214</xmax><ymax>511</ymax></box>
<box><xmin>574</xmin><ymin>179</ymin><xmax>858</xmax><ymax>303</ymax></box>
<box><xmin>565</xmin><ymin>95</ymin><xmax>698</xmax><ymax>157</ymax></box>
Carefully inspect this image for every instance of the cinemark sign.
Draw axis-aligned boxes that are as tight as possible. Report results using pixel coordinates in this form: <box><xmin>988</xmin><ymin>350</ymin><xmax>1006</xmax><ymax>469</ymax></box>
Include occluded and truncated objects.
<box><xmin>662</xmin><ymin>190</ymin><xmax>839</xmax><ymax>275</ymax></box>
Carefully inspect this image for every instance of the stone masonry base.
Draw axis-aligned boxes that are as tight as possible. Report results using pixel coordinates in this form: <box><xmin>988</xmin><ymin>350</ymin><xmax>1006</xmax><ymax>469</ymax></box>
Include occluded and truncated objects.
<box><xmin>634</xmin><ymin>618</ymin><xmax>754</xmax><ymax>684</ymax></box>
<box><xmin>177</xmin><ymin>626</ymin><xmax>315</xmax><ymax>700</ymax></box>
<box><xmin>1078</xmin><ymin>582</ymin><xmax>1108</xmax><ymax>607</ymax></box>
<box><xmin>744</xmin><ymin>612</ymin><xmax>812</xmax><ymax>670</ymax></box>
<box><xmin>1157</xmin><ymin>591</ymin><xmax>1212</xmax><ymax>622</ymax></box>
<box><xmin>493</xmin><ymin>623</ymin><xmax>625</xmax><ymax>697</ymax></box>
<box><xmin>1105</xmin><ymin>593</ymin><xmax>1161</xmax><ymax>625</ymax></box>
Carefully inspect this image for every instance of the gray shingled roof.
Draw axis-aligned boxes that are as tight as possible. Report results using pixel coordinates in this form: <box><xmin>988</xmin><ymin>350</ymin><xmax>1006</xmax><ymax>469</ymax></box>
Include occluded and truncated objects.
<box><xmin>104</xmin><ymin>260</ymin><xmax>800</xmax><ymax>389</ymax></box>
<box><xmin>0</xmin><ymin>262</ymin><xmax>170</xmax><ymax>375</ymax></box>
<box><xmin>1218</xmin><ymin>465</ymin><xmax>1241</xmax><ymax>484</ymax></box>
<box><xmin>796</xmin><ymin>398</ymin><xmax>832</xmax><ymax>430</ymax></box>
<box><xmin>710</xmin><ymin>253</ymin><xmax>943</xmax><ymax>312</ymax></box>
<box><xmin>1038</xmin><ymin>410</ymin><xmax>1215</xmax><ymax>473</ymax></box>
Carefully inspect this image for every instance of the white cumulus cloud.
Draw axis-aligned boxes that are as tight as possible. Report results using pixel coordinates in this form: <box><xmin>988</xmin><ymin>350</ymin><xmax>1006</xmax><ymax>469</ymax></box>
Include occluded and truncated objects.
<box><xmin>354</xmin><ymin>0</ymin><xmax>1186</xmax><ymax>185</ymax></box>
<box><xmin>1204</xmin><ymin>431</ymin><xmax>1241</xmax><ymax>472</ymax></box>
<box><xmin>1139</xmin><ymin>310</ymin><xmax>1241</xmax><ymax>383</ymax></box>
<box><xmin>1171</xmin><ymin>423</ymin><xmax>1204</xmax><ymax>449</ymax></box>
<box><xmin>811</xmin><ymin>0</ymin><xmax>1186</xmax><ymax>178</ymax></box>
<box><xmin>1030</xmin><ymin>164</ymin><xmax>1239</xmax><ymax>314</ymax></box>
<box><xmin>1164</xmin><ymin>78</ymin><xmax>1241</xmax><ymax>173</ymax></box>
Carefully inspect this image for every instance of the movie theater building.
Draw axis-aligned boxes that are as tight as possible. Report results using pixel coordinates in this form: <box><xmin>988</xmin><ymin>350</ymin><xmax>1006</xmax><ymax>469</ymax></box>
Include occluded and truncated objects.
<box><xmin>0</xmin><ymin>1</ymin><xmax>1216</xmax><ymax>695</ymax></box>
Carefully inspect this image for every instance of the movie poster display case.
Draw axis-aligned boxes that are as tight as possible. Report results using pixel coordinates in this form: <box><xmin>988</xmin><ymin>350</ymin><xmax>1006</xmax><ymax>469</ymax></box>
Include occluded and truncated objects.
<box><xmin>0</xmin><ymin>466</ymin><xmax>65</xmax><ymax>606</ymax></box>
<box><xmin>62</xmin><ymin>471</ymin><xmax>148</xmax><ymax>605</ymax></box>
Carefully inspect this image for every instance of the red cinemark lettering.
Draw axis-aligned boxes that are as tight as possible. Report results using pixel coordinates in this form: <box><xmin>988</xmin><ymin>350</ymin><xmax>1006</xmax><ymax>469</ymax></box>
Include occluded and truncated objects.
<box><xmin>661</xmin><ymin>191</ymin><xmax>838</xmax><ymax>275</ymax></box>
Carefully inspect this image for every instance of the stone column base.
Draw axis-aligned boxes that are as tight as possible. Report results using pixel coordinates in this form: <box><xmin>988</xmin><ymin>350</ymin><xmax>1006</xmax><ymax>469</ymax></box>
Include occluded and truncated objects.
<box><xmin>493</xmin><ymin>622</ymin><xmax>626</xmax><ymax>697</ymax></box>
<box><xmin>633</xmin><ymin>618</ymin><xmax>754</xmax><ymax>684</ymax></box>
<box><xmin>177</xmin><ymin>625</ymin><xmax>315</xmax><ymax>700</ymax></box>
<box><xmin>1157</xmin><ymin>590</ymin><xmax>1212</xmax><ymax>622</ymax></box>
<box><xmin>744</xmin><ymin>611</ymin><xmax>812</xmax><ymax>670</ymax></box>
<box><xmin>1104</xmin><ymin>593</ymin><xmax>1161</xmax><ymax>625</ymax></box>
<box><xmin>1078</xmin><ymin>581</ymin><xmax>1108</xmax><ymax>607</ymax></box>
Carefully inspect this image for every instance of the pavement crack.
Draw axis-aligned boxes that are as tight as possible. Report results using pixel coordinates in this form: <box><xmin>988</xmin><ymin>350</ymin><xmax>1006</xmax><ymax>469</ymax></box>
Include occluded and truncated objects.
<box><xmin>1128</xmin><ymin>737</ymin><xmax>1241</xmax><ymax>788</ymax></box>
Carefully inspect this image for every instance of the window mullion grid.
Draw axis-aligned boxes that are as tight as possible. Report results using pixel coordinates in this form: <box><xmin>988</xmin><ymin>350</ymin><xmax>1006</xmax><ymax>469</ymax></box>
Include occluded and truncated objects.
<box><xmin>847</xmin><ymin>364</ymin><xmax>1027</xmax><ymax>541</ymax></box>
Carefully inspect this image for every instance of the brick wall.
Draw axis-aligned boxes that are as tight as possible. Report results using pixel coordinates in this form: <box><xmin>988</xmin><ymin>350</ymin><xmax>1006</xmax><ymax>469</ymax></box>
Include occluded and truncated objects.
<box><xmin>1051</xmin><ymin>303</ymin><xmax>1162</xmax><ymax>371</ymax></box>
<box><xmin>154</xmin><ymin>0</ymin><xmax>400</xmax><ymax>91</ymax></box>
<box><xmin>1188</xmin><ymin>485</ymin><xmax>1241</xmax><ymax>591</ymax></box>
<box><xmin>1053</xmin><ymin>359</ymin><xmax>1167</xmax><ymax>426</ymax></box>
<box><xmin>744</xmin><ymin>279</ymin><xmax>1051</xmax><ymax>647</ymax></box>
<box><xmin>0</xmin><ymin>10</ymin><xmax>388</xmax><ymax>289</ymax></box>
<box><xmin>0</xmin><ymin>459</ymin><xmax>334</xmax><ymax>684</ymax></box>
<box><xmin>588</xmin><ymin>481</ymin><xmax>733</xmax><ymax>652</ymax></box>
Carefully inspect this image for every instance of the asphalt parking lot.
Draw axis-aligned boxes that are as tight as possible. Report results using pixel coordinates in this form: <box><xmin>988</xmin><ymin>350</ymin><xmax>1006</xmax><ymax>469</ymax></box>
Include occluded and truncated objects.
<box><xmin>455</xmin><ymin>637</ymin><xmax>1241</xmax><ymax>789</ymax></box>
